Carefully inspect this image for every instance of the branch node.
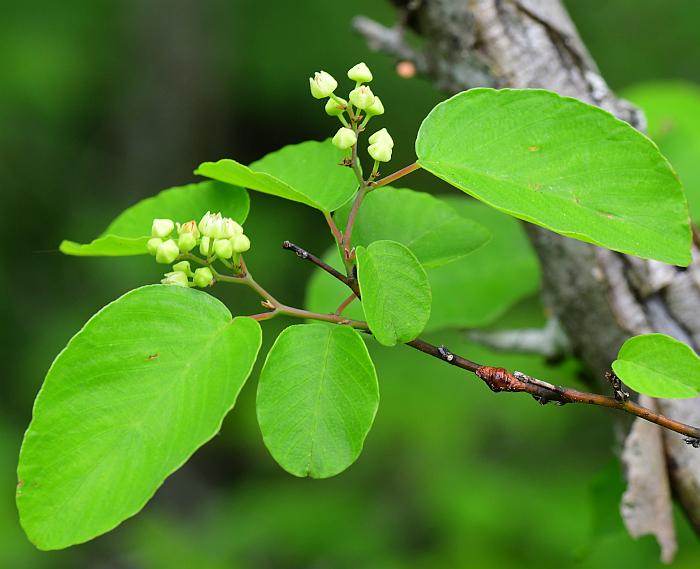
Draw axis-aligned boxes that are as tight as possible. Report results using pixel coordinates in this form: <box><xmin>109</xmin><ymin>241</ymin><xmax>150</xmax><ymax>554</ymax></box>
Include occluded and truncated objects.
<box><xmin>683</xmin><ymin>437</ymin><xmax>700</xmax><ymax>449</ymax></box>
<box><xmin>605</xmin><ymin>370</ymin><xmax>630</xmax><ymax>402</ymax></box>
<box><xmin>437</xmin><ymin>345</ymin><xmax>455</xmax><ymax>362</ymax></box>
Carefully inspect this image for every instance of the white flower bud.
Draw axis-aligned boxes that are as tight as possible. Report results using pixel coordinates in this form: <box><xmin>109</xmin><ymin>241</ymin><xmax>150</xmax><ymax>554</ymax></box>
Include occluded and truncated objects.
<box><xmin>178</xmin><ymin>220</ymin><xmax>200</xmax><ymax>239</ymax></box>
<box><xmin>199</xmin><ymin>236</ymin><xmax>212</xmax><ymax>256</ymax></box>
<box><xmin>147</xmin><ymin>237</ymin><xmax>163</xmax><ymax>256</ymax></box>
<box><xmin>178</xmin><ymin>232</ymin><xmax>197</xmax><ymax>253</ymax></box>
<box><xmin>218</xmin><ymin>217</ymin><xmax>243</xmax><ymax>239</ymax></box>
<box><xmin>231</xmin><ymin>233</ymin><xmax>251</xmax><ymax>253</ymax></box>
<box><xmin>349</xmin><ymin>85</ymin><xmax>375</xmax><ymax>110</ymax></box>
<box><xmin>213</xmin><ymin>238</ymin><xmax>233</xmax><ymax>259</ymax></box>
<box><xmin>332</xmin><ymin>127</ymin><xmax>357</xmax><ymax>150</ymax></box>
<box><xmin>151</xmin><ymin>218</ymin><xmax>175</xmax><ymax>238</ymax></box>
<box><xmin>172</xmin><ymin>261</ymin><xmax>193</xmax><ymax>276</ymax></box>
<box><xmin>161</xmin><ymin>271</ymin><xmax>189</xmax><ymax>287</ymax></box>
<box><xmin>198</xmin><ymin>211</ymin><xmax>222</xmax><ymax>238</ymax></box>
<box><xmin>347</xmin><ymin>62</ymin><xmax>373</xmax><ymax>83</ymax></box>
<box><xmin>368</xmin><ymin>142</ymin><xmax>392</xmax><ymax>163</ymax></box>
<box><xmin>325</xmin><ymin>96</ymin><xmax>347</xmax><ymax>117</ymax></box>
<box><xmin>368</xmin><ymin>127</ymin><xmax>394</xmax><ymax>148</ymax></box>
<box><xmin>193</xmin><ymin>267</ymin><xmax>214</xmax><ymax>288</ymax></box>
<box><xmin>309</xmin><ymin>71</ymin><xmax>337</xmax><ymax>99</ymax></box>
<box><xmin>365</xmin><ymin>96</ymin><xmax>384</xmax><ymax>117</ymax></box>
<box><xmin>155</xmin><ymin>239</ymin><xmax>180</xmax><ymax>264</ymax></box>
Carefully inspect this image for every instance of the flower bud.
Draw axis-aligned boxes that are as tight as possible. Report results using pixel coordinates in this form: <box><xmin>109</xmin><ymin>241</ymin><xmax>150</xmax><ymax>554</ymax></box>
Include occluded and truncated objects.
<box><xmin>151</xmin><ymin>218</ymin><xmax>175</xmax><ymax>238</ymax></box>
<box><xmin>213</xmin><ymin>238</ymin><xmax>233</xmax><ymax>259</ymax></box>
<box><xmin>172</xmin><ymin>260</ymin><xmax>193</xmax><ymax>276</ymax></box>
<box><xmin>218</xmin><ymin>217</ymin><xmax>243</xmax><ymax>239</ymax></box>
<box><xmin>309</xmin><ymin>71</ymin><xmax>337</xmax><ymax>99</ymax></box>
<box><xmin>365</xmin><ymin>96</ymin><xmax>384</xmax><ymax>117</ymax></box>
<box><xmin>368</xmin><ymin>142</ymin><xmax>392</xmax><ymax>163</ymax></box>
<box><xmin>193</xmin><ymin>267</ymin><xmax>214</xmax><ymax>288</ymax></box>
<box><xmin>325</xmin><ymin>96</ymin><xmax>347</xmax><ymax>117</ymax></box>
<box><xmin>178</xmin><ymin>220</ymin><xmax>200</xmax><ymax>239</ymax></box>
<box><xmin>147</xmin><ymin>237</ymin><xmax>163</xmax><ymax>256</ymax></box>
<box><xmin>161</xmin><ymin>271</ymin><xmax>189</xmax><ymax>287</ymax></box>
<box><xmin>368</xmin><ymin>127</ymin><xmax>394</xmax><ymax>148</ymax></box>
<box><xmin>347</xmin><ymin>62</ymin><xmax>373</xmax><ymax>84</ymax></box>
<box><xmin>178</xmin><ymin>232</ymin><xmax>197</xmax><ymax>253</ymax></box>
<box><xmin>199</xmin><ymin>235</ymin><xmax>212</xmax><ymax>256</ymax></box>
<box><xmin>155</xmin><ymin>239</ymin><xmax>180</xmax><ymax>264</ymax></box>
<box><xmin>349</xmin><ymin>85</ymin><xmax>375</xmax><ymax>110</ymax></box>
<box><xmin>332</xmin><ymin>127</ymin><xmax>357</xmax><ymax>150</ymax></box>
<box><xmin>231</xmin><ymin>233</ymin><xmax>251</xmax><ymax>253</ymax></box>
<box><xmin>198</xmin><ymin>211</ymin><xmax>222</xmax><ymax>238</ymax></box>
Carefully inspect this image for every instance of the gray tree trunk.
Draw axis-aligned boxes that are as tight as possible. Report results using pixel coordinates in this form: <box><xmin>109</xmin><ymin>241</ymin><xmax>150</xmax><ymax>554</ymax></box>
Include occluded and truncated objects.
<box><xmin>356</xmin><ymin>0</ymin><xmax>700</xmax><ymax>560</ymax></box>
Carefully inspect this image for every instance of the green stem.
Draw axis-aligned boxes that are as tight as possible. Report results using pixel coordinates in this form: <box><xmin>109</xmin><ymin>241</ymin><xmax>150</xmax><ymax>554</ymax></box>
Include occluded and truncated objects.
<box><xmin>371</xmin><ymin>162</ymin><xmax>421</xmax><ymax>189</ymax></box>
<box><xmin>324</xmin><ymin>212</ymin><xmax>343</xmax><ymax>245</ymax></box>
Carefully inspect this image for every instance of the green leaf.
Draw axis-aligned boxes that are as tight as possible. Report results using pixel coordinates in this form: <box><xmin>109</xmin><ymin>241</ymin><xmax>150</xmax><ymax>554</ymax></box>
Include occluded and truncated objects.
<box><xmin>195</xmin><ymin>139</ymin><xmax>357</xmax><ymax>212</ymax></box>
<box><xmin>416</xmin><ymin>88</ymin><xmax>691</xmax><ymax>266</ymax></box>
<box><xmin>60</xmin><ymin>181</ymin><xmax>249</xmax><ymax>257</ymax></box>
<box><xmin>256</xmin><ymin>323</ymin><xmax>379</xmax><ymax>478</ymax></box>
<box><xmin>335</xmin><ymin>187</ymin><xmax>491</xmax><ymax>268</ymax></box>
<box><xmin>59</xmin><ymin>236</ymin><xmax>151</xmax><ymax>257</ymax></box>
<box><xmin>611</xmin><ymin>333</ymin><xmax>700</xmax><ymax>398</ymax></box>
<box><xmin>622</xmin><ymin>81</ymin><xmax>700</xmax><ymax>223</ymax></box>
<box><xmin>17</xmin><ymin>285</ymin><xmax>262</xmax><ymax>550</ymax></box>
<box><xmin>427</xmin><ymin>198</ymin><xmax>541</xmax><ymax>330</ymax></box>
<box><xmin>356</xmin><ymin>240</ymin><xmax>431</xmax><ymax>346</ymax></box>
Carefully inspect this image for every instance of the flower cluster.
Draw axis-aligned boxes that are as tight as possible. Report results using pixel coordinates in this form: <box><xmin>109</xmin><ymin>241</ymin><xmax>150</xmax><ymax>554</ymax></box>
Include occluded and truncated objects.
<box><xmin>147</xmin><ymin>212</ymin><xmax>250</xmax><ymax>287</ymax></box>
<box><xmin>309</xmin><ymin>62</ymin><xmax>393</xmax><ymax>166</ymax></box>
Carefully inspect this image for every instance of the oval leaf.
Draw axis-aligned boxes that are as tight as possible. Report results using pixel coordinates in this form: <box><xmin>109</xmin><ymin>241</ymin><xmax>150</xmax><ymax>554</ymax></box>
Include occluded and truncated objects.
<box><xmin>196</xmin><ymin>139</ymin><xmax>357</xmax><ymax>212</ymax></box>
<box><xmin>17</xmin><ymin>285</ymin><xmax>262</xmax><ymax>550</ymax></box>
<box><xmin>416</xmin><ymin>88</ymin><xmax>691</xmax><ymax>266</ymax></box>
<box><xmin>612</xmin><ymin>333</ymin><xmax>700</xmax><ymax>398</ymax></box>
<box><xmin>335</xmin><ymin>187</ymin><xmax>491</xmax><ymax>268</ymax></box>
<box><xmin>356</xmin><ymin>240</ymin><xmax>431</xmax><ymax>346</ymax></box>
<box><xmin>60</xmin><ymin>181</ymin><xmax>249</xmax><ymax>257</ymax></box>
<box><xmin>257</xmin><ymin>324</ymin><xmax>379</xmax><ymax>478</ymax></box>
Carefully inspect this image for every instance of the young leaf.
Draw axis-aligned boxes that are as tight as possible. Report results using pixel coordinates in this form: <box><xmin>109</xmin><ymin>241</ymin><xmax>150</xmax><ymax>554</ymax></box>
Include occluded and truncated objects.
<box><xmin>195</xmin><ymin>139</ymin><xmax>357</xmax><ymax>212</ymax></box>
<box><xmin>17</xmin><ymin>285</ymin><xmax>262</xmax><ymax>550</ymax></box>
<box><xmin>60</xmin><ymin>181</ymin><xmax>249</xmax><ymax>257</ymax></box>
<box><xmin>416</xmin><ymin>88</ymin><xmax>692</xmax><ymax>266</ymax></box>
<box><xmin>612</xmin><ymin>333</ymin><xmax>700</xmax><ymax>398</ymax></box>
<box><xmin>256</xmin><ymin>324</ymin><xmax>379</xmax><ymax>478</ymax></box>
<box><xmin>335</xmin><ymin>187</ymin><xmax>491</xmax><ymax>268</ymax></box>
<box><xmin>356</xmin><ymin>240</ymin><xmax>431</xmax><ymax>346</ymax></box>
<box><xmin>623</xmin><ymin>81</ymin><xmax>700</xmax><ymax>222</ymax></box>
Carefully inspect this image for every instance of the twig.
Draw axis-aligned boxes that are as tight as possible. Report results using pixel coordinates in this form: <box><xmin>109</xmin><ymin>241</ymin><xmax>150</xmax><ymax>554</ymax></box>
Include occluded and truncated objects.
<box><xmin>281</xmin><ymin>241</ymin><xmax>349</xmax><ymax>285</ymax></box>
<box><xmin>282</xmin><ymin>240</ymin><xmax>700</xmax><ymax>442</ymax></box>
<box><xmin>335</xmin><ymin>293</ymin><xmax>357</xmax><ymax>315</ymax></box>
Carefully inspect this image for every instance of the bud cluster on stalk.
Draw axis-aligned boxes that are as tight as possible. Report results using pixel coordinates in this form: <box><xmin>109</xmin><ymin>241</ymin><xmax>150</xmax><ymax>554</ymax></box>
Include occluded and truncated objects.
<box><xmin>309</xmin><ymin>62</ymin><xmax>394</xmax><ymax>167</ymax></box>
<box><xmin>147</xmin><ymin>211</ymin><xmax>250</xmax><ymax>287</ymax></box>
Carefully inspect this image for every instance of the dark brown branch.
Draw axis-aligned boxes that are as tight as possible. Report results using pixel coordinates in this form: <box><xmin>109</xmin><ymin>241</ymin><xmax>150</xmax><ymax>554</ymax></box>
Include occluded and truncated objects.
<box><xmin>281</xmin><ymin>241</ymin><xmax>349</xmax><ymax>285</ymax></box>
<box><xmin>283</xmin><ymin>240</ymin><xmax>700</xmax><ymax>443</ymax></box>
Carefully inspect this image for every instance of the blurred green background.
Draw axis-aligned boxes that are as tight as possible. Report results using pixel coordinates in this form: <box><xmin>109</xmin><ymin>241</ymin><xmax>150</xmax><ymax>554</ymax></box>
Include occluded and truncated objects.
<box><xmin>2</xmin><ymin>0</ymin><xmax>700</xmax><ymax>567</ymax></box>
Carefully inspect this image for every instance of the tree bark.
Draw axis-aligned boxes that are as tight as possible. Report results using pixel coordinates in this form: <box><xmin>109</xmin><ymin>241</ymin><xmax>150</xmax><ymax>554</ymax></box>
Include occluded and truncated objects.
<box><xmin>355</xmin><ymin>0</ymin><xmax>700</xmax><ymax>554</ymax></box>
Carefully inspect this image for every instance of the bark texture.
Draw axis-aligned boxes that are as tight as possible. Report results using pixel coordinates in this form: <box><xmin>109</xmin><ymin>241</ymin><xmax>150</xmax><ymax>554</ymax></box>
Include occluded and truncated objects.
<box><xmin>355</xmin><ymin>0</ymin><xmax>700</xmax><ymax>552</ymax></box>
